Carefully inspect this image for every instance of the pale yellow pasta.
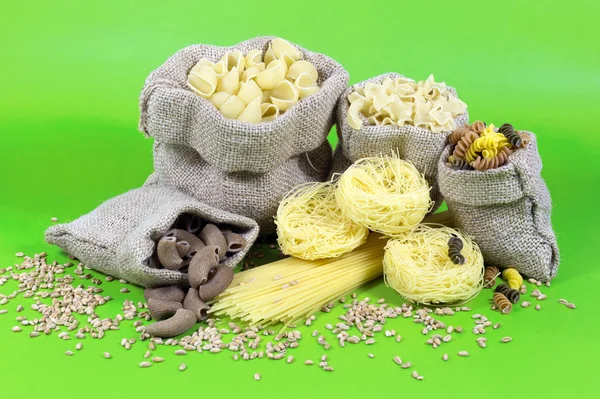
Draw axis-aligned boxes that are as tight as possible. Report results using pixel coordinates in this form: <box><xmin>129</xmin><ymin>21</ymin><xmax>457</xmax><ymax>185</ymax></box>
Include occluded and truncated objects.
<box><xmin>208</xmin><ymin>91</ymin><xmax>232</xmax><ymax>108</ymax></box>
<box><xmin>237</xmin><ymin>97</ymin><xmax>262</xmax><ymax>124</ymax></box>
<box><xmin>347</xmin><ymin>97</ymin><xmax>372</xmax><ymax>130</ymax></box>
<box><xmin>216</xmin><ymin>67</ymin><xmax>240</xmax><ymax>95</ymax></box>
<box><xmin>212</xmin><ymin>60</ymin><xmax>227</xmax><ymax>78</ymax></box>
<box><xmin>219</xmin><ymin>95</ymin><xmax>245</xmax><ymax>119</ymax></box>
<box><xmin>227</xmin><ymin>51</ymin><xmax>245</xmax><ymax>76</ymax></box>
<box><xmin>271</xmin><ymin>37</ymin><xmax>302</xmax><ymax>61</ymax></box>
<box><xmin>187</xmin><ymin>65</ymin><xmax>218</xmax><ymax>98</ymax></box>
<box><xmin>255</xmin><ymin>60</ymin><xmax>286</xmax><ymax>90</ymax></box>
<box><xmin>294</xmin><ymin>73</ymin><xmax>319</xmax><ymax>99</ymax></box>
<box><xmin>237</xmin><ymin>79</ymin><xmax>263</xmax><ymax>105</ymax></box>
<box><xmin>261</xmin><ymin>89</ymin><xmax>272</xmax><ymax>103</ymax></box>
<box><xmin>270</xmin><ymin>79</ymin><xmax>299</xmax><ymax>111</ymax></box>
<box><xmin>245</xmin><ymin>49</ymin><xmax>263</xmax><ymax>69</ymax></box>
<box><xmin>261</xmin><ymin>103</ymin><xmax>279</xmax><ymax>122</ymax></box>
<box><xmin>287</xmin><ymin>60</ymin><xmax>318</xmax><ymax>81</ymax></box>
<box><xmin>278</xmin><ymin>53</ymin><xmax>296</xmax><ymax>71</ymax></box>
<box><xmin>242</xmin><ymin>66</ymin><xmax>263</xmax><ymax>83</ymax></box>
<box><xmin>347</xmin><ymin>74</ymin><xmax>466</xmax><ymax>132</ymax></box>
<box><xmin>264</xmin><ymin>45</ymin><xmax>276</xmax><ymax>65</ymax></box>
<box><xmin>190</xmin><ymin>59</ymin><xmax>214</xmax><ymax>74</ymax></box>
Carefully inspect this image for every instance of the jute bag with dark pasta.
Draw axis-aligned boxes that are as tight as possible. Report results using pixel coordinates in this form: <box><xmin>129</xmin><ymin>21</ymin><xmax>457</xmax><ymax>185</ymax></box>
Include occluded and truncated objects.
<box><xmin>438</xmin><ymin>133</ymin><xmax>559</xmax><ymax>282</ymax></box>
<box><xmin>139</xmin><ymin>36</ymin><xmax>348</xmax><ymax>233</ymax></box>
<box><xmin>46</xmin><ymin>185</ymin><xmax>259</xmax><ymax>287</ymax></box>
<box><xmin>334</xmin><ymin>73</ymin><xmax>469</xmax><ymax>208</ymax></box>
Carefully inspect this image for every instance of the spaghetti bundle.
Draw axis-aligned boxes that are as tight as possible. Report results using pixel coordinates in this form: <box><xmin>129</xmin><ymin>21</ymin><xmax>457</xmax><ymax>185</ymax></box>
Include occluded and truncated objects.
<box><xmin>275</xmin><ymin>182</ymin><xmax>369</xmax><ymax>260</ymax></box>
<box><xmin>383</xmin><ymin>225</ymin><xmax>484</xmax><ymax>305</ymax></box>
<box><xmin>336</xmin><ymin>155</ymin><xmax>433</xmax><ymax>236</ymax></box>
<box><xmin>209</xmin><ymin>233</ymin><xmax>387</xmax><ymax>328</ymax></box>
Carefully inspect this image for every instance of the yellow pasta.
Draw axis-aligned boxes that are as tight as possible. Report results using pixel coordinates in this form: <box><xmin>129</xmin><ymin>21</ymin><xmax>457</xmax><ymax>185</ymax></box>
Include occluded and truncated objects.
<box><xmin>211</xmin><ymin>59</ymin><xmax>227</xmax><ymax>78</ymax></box>
<box><xmin>275</xmin><ymin>182</ymin><xmax>369</xmax><ymax>260</ymax></box>
<box><xmin>226</xmin><ymin>51</ymin><xmax>246</xmax><ymax>75</ymax></box>
<box><xmin>242</xmin><ymin>66</ymin><xmax>263</xmax><ymax>82</ymax></box>
<box><xmin>216</xmin><ymin>67</ymin><xmax>240</xmax><ymax>95</ymax></box>
<box><xmin>261</xmin><ymin>102</ymin><xmax>279</xmax><ymax>122</ymax></box>
<box><xmin>295</xmin><ymin>73</ymin><xmax>319</xmax><ymax>99</ymax></box>
<box><xmin>287</xmin><ymin>60</ymin><xmax>319</xmax><ymax>81</ymax></box>
<box><xmin>245</xmin><ymin>49</ymin><xmax>264</xmax><ymax>69</ymax></box>
<box><xmin>347</xmin><ymin>98</ymin><xmax>373</xmax><ymax>130</ymax></box>
<box><xmin>270</xmin><ymin>79</ymin><xmax>299</xmax><ymax>111</ymax></box>
<box><xmin>255</xmin><ymin>60</ymin><xmax>286</xmax><ymax>90</ymax></box>
<box><xmin>237</xmin><ymin>97</ymin><xmax>262</xmax><ymax>124</ymax></box>
<box><xmin>219</xmin><ymin>95</ymin><xmax>246</xmax><ymax>119</ymax></box>
<box><xmin>347</xmin><ymin>74</ymin><xmax>467</xmax><ymax>133</ymax></box>
<box><xmin>466</xmin><ymin>125</ymin><xmax>510</xmax><ymax>162</ymax></box>
<box><xmin>501</xmin><ymin>268</ymin><xmax>523</xmax><ymax>290</ymax></box>
<box><xmin>237</xmin><ymin>79</ymin><xmax>263</xmax><ymax>105</ymax></box>
<box><xmin>208</xmin><ymin>91</ymin><xmax>232</xmax><ymax>109</ymax></box>
<box><xmin>187</xmin><ymin>65</ymin><xmax>218</xmax><ymax>98</ymax></box>
<box><xmin>270</xmin><ymin>37</ymin><xmax>303</xmax><ymax>61</ymax></box>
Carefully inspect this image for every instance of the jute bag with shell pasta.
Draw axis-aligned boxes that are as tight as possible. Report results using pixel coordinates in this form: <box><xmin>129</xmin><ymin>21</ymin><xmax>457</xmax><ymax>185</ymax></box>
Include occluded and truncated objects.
<box><xmin>139</xmin><ymin>36</ymin><xmax>349</xmax><ymax>233</ymax></box>
<box><xmin>438</xmin><ymin>133</ymin><xmax>559</xmax><ymax>282</ymax></box>
<box><xmin>46</xmin><ymin>185</ymin><xmax>259</xmax><ymax>287</ymax></box>
<box><xmin>333</xmin><ymin>72</ymin><xmax>469</xmax><ymax>209</ymax></box>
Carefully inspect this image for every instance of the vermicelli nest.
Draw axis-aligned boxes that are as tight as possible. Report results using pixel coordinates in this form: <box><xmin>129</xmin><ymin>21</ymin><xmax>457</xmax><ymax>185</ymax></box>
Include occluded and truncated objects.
<box><xmin>275</xmin><ymin>182</ymin><xmax>369</xmax><ymax>260</ymax></box>
<box><xmin>383</xmin><ymin>225</ymin><xmax>484</xmax><ymax>305</ymax></box>
<box><xmin>335</xmin><ymin>155</ymin><xmax>433</xmax><ymax>237</ymax></box>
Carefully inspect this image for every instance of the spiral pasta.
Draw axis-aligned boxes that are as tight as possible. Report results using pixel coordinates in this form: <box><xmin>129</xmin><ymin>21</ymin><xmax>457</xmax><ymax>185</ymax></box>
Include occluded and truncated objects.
<box><xmin>483</xmin><ymin>265</ymin><xmax>500</xmax><ymax>288</ymax></box>
<box><xmin>447</xmin><ymin>236</ymin><xmax>465</xmax><ymax>265</ymax></box>
<box><xmin>446</xmin><ymin>155</ymin><xmax>471</xmax><ymax>170</ymax></box>
<box><xmin>501</xmin><ymin>268</ymin><xmax>523</xmax><ymax>290</ymax></box>
<box><xmin>498</xmin><ymin>123</ymin><xmax>524</xmax><ymax>148</ymax></box>
<box><xmin>495</xmin><ymin>283</ymin><xmax>520</xmax><ymax>304</ymax></box>
<box><xmin>448</xmin><ymin>125</ymin><xmax>472</xmax><ymax>144</ymax></box>
<box><xmin>452</xmin><ymin>130</ymin><xmax>480</xmax><ymax>160</ymax></box>
<box><xmin>470</xmin><ymin>146</ymin><xmax>512</xmax><ymax>171</ymax></box>
<box><xmin>493</xmin><ymin>292</ymin><xmax>513</xmax><ymax>314</ymax></box>
<box><xmin>469</xmin><ymin>120</ymin><xmax>486</xmax><ymax>133</ymax></box>
<box><xmin>466</xmin><ymin>127</ymin><xmax>510</xmax><ymax>162</ymax></box>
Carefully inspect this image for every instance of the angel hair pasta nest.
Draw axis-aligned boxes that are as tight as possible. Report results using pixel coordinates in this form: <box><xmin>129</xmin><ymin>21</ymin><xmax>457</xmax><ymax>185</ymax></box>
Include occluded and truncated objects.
<box><xmin>335</xmin><ymin>155</ymin><xmax>433</xmax><ymax>236</ymax></box>
<box><xmin>383</xmin><ymin>225</ymin><xmax>485</xmax><ymax>305</ymax></box>
<box><xmin>275</xmin><ymin>182</ymin><xmax>369</xmax><ymax>260</ymax></box>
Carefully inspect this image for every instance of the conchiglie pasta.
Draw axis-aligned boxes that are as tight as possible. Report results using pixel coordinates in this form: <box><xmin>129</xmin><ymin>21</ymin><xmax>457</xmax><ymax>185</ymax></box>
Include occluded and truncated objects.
<box><xmin>295</xmin><ymin>73</ymin><xmax>319</xmax><ymax>99</ymax></box>
<box><xmin>187</xmin><ymin>38</ymin><xmax>321</xmax><ymax>122</ymax></box>
<box><xmin>187</xmin><ymin>65</ymin><xmax>218</xmax><ymax>98</ymax></box>
<box><xmin>287</xmin><ymin>60</ymin><xmax>319</xmax><ymax>81</ymax></box>
<box><xmin>270</xmin><ymin>79</ymin><xmax>299</xmax><ymax>112</ymax></box>
<box><xmin>255</xmin><ymin>60</ymin><xmax>286</xmax><ymax>90</ymax></box>
<box><xmin>216</xmin><ymin>67</ymin><xmax>240</xmax><ymax>95</ymax></box>
<box><xmin>237</xmin><ymin>79</ymin><xmax>263</xmax><ymax>105</ymax></box>
<box><xmin>237</xmin><ymin>97</ymin><xmax>262</xmax><ymax>124</ymax></box>
<box><xmin>219</xmin><ymin>95</ymin><xmax>246</xmax><ymax>119</ymax></box>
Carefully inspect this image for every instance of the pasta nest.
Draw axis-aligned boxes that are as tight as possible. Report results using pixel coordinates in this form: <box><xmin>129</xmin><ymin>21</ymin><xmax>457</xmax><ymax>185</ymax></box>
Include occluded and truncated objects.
<box><xmin>383</xmin><ymin>225</ymin><xmax>485</xmax><ymax>305</ymax></box>
<box><xmin>335</xmin><ymin>155</ymin><xmax>433</xmax><ymax>236</ymax></box>
<box><xmin>275</xmin><ymin>182</ymin><xmax>369</xmax><ymax>260</ymax></box>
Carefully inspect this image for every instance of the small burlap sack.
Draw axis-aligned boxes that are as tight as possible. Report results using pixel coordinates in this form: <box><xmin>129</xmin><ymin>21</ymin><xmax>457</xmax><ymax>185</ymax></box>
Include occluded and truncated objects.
<box><xmin>138</xmin><ymin>36</ymin><xmax>347</xmax><ymax>233</ymax></box>
<box><xmin>438</xmin><ymin>132</ymin><xmax>559</xmax><ymax>282</ymax></box>
<box><xmin>150</xmin><ymin>140</ymin><xmax>332</xmax><ymax>234</ymax></box>
<box><xmin>335</xmin><ymin>73</ymin><xmax>469</xmax><ymax>208</ymax></box>
<box><xmin>45</xmin><ymin>185</ymin><xmax>259</xmax><ymax>287</ymax></box>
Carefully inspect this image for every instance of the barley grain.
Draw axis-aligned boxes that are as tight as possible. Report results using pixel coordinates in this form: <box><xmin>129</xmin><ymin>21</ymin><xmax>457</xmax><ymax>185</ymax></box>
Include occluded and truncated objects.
<box><xmin>442</xmin><ymin>354</ymin><xmax>449</xmax><ymax>361</ymax></box>
<box><xmin>535</xmin><ymin>305</ymin><xmax>541</xmax><ymax>311</ymax></box>
<box><xmin>304</xmin><ymin>360</ymin><xmax>314</xmax><ymax>365</ymax></box>
<box><xmin>458</xmin><ymin>351</ymin><xmax>469</xmax><ymax>357</ymax></box>
<box><xmin>566</xmin><ymin>303</ymin><xmax>576</xmax><ymax>309</ymax></box>
<box><xmin>254</xmin><ymin>373</ymin><xmax>261</xmax><ymax>381</ymax></box>
<box><xmin>12</xmin><ymin>326</ymin><xmax>22</xmax><ymax>332</ymax></box>
<box><xmin>501</xmin><ymin>337</ymin><xmax>512</xmax><ymax>343</ymax></box>
<box><xmin>139</xmin><ymin>362</ymin><xmax>152</xmax><ymax>368</ymax></box>
<box><xmin>103</xmin><ymin>352</ymin><xmax>112</xmax><ymax>359</ymax></box>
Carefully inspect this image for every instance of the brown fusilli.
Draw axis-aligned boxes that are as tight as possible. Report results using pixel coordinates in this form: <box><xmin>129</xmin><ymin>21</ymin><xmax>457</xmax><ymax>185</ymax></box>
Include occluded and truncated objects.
<box><xmin>493</xmin><ymin>292</ymin><xmax>513</xmax><ymax>314</ymax></box>
<box><xmin>483</xmin><ymin>265</ymin><xmax>500</xmax><ymax>288</ymax></box>
<box><xmin>452</xmin><ymin>131</ymin><xmax>480</xmax><ymax>160</ymax></box>
<box><xmin>447</xmin><ymin>236</ymin><xmax>465</xmax><ymax>265</ymax></box>
<box><xmin>470</xmin><ymin>146</ymin><xmax>512</xmax><ymax>171</ymax></box>
<box><xmin>499</xmin><ymin>123</ymin><xmax>523</xmax><ymax>148</ymax></box>
<box><xmin>495</xmin><ymin>283</ymin><xmax>520</xmax><ymax>304</ymax></box>
<box><xmin>469</xmin><ymin>120</ymin><xmax>486</xmax><ymax>133</ymax></box>
<box><xmin>448</xmin><ymin>125</ymin><xmax>472</xmax><ymax>144</ymax></box>
<box><xmin>446</xmin><ymin>156</ymin><xmax>472</xmax><ymax>170</ymax></box>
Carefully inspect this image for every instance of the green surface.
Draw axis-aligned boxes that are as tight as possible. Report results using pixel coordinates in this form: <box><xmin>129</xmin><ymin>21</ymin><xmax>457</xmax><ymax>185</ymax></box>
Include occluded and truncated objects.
<box><xmin>1</xmin><ymin>0</ymin><xmax>599</xmax><ymax>398</ymax></box>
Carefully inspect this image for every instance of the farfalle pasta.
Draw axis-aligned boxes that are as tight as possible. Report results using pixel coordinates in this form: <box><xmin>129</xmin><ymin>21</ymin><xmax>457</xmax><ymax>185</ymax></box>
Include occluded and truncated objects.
<box><xmin>346</xmin><ymin>74</ymin><xmax>467</xmax><ymax>133</ymax></box>
<box><xmin>186</xmin><ymin>38</ymin><xmax>321</xmax><ymax>123</ymax></box>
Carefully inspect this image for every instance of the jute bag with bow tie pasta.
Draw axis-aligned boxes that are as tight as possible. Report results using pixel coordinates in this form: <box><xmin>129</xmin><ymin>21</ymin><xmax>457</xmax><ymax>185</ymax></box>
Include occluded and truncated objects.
<box><xmin>139</xmin><ymin>36</ymin><xmax>349</xmax><ymax>233</ymax></box>
<box><xmin>332</xmin><ymin>72</ymin><xmax>469</xmax><ymax>210</ymax></box>
<box><xmin>438</xmin><ymin>132</ymin><xmax>559</xmax><ymax>282</ymax></box>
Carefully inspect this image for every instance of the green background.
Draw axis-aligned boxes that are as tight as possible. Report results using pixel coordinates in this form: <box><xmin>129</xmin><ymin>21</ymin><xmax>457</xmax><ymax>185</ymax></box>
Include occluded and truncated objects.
<box><xmin>1</xmin><ymin>0</ymin><xmax>599</xmax><ymax>397</ymax></box>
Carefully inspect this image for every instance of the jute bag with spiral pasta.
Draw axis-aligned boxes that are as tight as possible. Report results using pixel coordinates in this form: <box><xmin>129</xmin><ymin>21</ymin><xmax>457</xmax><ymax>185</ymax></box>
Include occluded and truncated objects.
<box><xmin>333</xmin><ymin>73</ymin><xmax>469</xmax><ymax>209</ymax></box>
<box><xmin>139</xmin><ymin>36</ymin><xmax>348</xmax><ymax>233</ymax></box>
<box><xmin>438</xmin><ymin>132</ymin><xmax>559</xmax><ymax>282</ymax></box>
<box><xmin>46</xmin><ymin>185</ymin><xmax>259</xmax><ymax>287</ymax></box>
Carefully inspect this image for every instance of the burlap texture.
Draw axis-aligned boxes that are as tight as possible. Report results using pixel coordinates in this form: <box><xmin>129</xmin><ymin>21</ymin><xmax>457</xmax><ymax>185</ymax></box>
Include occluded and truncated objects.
<box><xmin>139</xmin><ymin>36</ymin><xmax>348</xmax><ymax>174</ymax></box>
<box><xmin>336</xmin><ymin>73</ymin><xmax>469</xmax><ymax>208</ymax></box>
<box><xmin>45</xmin><ymin>186</ymin><xmax>259</xmax><ymax>287</ymax></box>
<box><xmin>150</xmin><ymin>140</ymin><xmax>332</xmax><ymax>234</ymax></box>
<box><xmin>438</xmin><ymin>132</ymin><xmax>559</xmax><ymax>282</ymax></box>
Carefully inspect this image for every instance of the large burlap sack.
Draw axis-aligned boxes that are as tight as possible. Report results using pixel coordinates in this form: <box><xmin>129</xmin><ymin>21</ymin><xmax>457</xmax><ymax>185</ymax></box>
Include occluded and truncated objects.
<box><xmin>150</xmin><ymin>139</ymin><xmax>332</xmax><ymax>234</ymax></box>
<box><xmin>139</xmin><ymin>36</ymin><xmax>348</xmax><ymax>174</ymax></box>
<box><xmin>45</xmin><ymin>185</ymin><xmax>259</xmax><ymax>287</ymax></box>
<box><xmin>438</xmin><ymin>132</ymin><xmax>559</xmax><ymax>282</ymax></box>
<box><xmin>335</xmin><ymin>73</ymin><xmax>469</xmax><ymax>208</ymax></box>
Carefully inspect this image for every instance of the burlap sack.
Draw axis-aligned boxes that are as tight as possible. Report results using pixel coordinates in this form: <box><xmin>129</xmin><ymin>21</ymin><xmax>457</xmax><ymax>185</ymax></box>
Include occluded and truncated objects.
<box><xmin>45</xmin><ymin>185</ymin><xmax>259</xmax><ymax>287</ymax></box>
<box><xmin>139</xmin><ymin>36</ymin><xmax>348</xmax><ymax>174</ymax></box>
<box><xmin>149</xmin><ymin>139</ymin><xmax>332</xmax><ymax>234</ymax></box>
<box><xmin>335</xmin><ymin>73</ymin><xmax>469</xmax><ymax>208</ymax></box>
<box><xmin>438</xmin><ymin>132</ymin><xmax>559</xmax><ymax>282</ymax></box>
